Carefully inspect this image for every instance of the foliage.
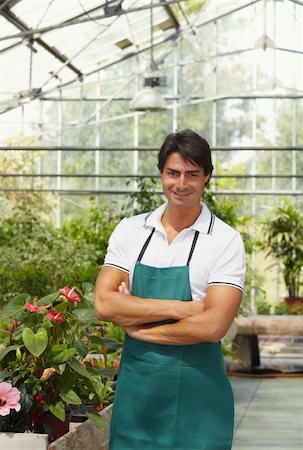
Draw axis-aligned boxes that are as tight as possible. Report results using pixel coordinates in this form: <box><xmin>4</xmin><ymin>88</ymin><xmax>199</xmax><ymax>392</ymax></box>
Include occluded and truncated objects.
<box><xmin>0</xmin><ymin>205</ymin><xmax>101</xmax><ymax>306</ymax></box>
<box><xmin>260</xmin><ymin>198</ymin><xmax>303</xmax><ymax>297</ymax></box>
<box><xmin>0</xmin><ymin>284</ymin><xmax>121</xmax><ymax>432</ymax></box>
<box><xmin>62</xmin><ymin>197</ymin><xmax>120</xmax><ymax>265</ymax></box>
<box><xmin>203</xmin><ymin>188</ymin><xmax>253</xmax><ymax>254</ymax></box>
<box><xmin>274</xmin><ymin>300</ymin><xmax>303</xmax><ymax>315</ymax></box>
<box><xmin>285</xmin><ymin>301</ymin><xmax>303</xmax><ymax>315</ymax></box>
<box><xmin>255</xmin><ymin>299</ymin><xmax>271</xmax><ymax>315</ymax></box>
<box><xmin>122</xmin><ymin>177</ymin><xmax>164</xmax><ymax>216</ymax></box>
<box><xmin>0</xmin><ymin>134</ymin><xmax>56</xmax><ymax>218</ymax></box>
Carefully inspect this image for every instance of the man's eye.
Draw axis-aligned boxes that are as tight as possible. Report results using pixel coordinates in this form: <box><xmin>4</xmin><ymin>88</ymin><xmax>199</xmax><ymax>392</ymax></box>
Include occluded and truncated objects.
<box><xmin>168</xmin><ymin>171</ymin><xmax>176</xmax><ymax>176</ymax></box>
<box><xmin>189</xmin><ymin>173</ymin><xmax>198</xmax><ymax>177</ymax></box>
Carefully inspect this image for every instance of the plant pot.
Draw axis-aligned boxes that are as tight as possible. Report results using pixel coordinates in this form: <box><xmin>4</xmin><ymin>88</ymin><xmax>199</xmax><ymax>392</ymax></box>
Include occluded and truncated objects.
<box><xmin>33</xmin><ymin>412</ymin><xmax>71</xmax><ymax>443</ymax></box>
<box><xmin>285</xmin><ymin>297</ymin><xmax>303</xmax><ymax>306</ymax></box>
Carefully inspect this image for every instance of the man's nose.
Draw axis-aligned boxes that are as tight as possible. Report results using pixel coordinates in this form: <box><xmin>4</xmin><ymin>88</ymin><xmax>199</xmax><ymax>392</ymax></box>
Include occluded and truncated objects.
<box><xmin>176</xmin><ymin>174</ymin><xmax>187</xmax><ymax>188</ymax></box>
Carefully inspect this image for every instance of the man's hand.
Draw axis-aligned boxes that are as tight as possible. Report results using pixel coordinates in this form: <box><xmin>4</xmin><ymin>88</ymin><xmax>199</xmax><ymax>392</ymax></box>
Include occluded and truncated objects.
<box><xmin>118</xmin><ymin>281</ymin><xmax>130</xmax><ymax>295</ymax></box>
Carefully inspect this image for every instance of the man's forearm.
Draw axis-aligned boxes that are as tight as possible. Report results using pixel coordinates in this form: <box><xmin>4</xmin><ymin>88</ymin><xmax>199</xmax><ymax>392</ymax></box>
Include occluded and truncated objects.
<box><xmin>124</xmin><ymin>311</ymin><xmax>218</xmax><ymax>345</ymax></box>
<box><xmin>95</xmin><ymin>292</ymin><xmax>204</xmax><ymax>327</ymax></box>
<box><xmin>124</xmin><ymin>287</ymin><xmax>242</xmax><ymax>344</ymax></box>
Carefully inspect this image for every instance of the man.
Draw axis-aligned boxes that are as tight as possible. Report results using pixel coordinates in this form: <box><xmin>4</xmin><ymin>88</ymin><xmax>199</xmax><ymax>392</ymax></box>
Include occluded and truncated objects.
<box><xmin>95</xmin><ymin>129</ymin><xmax>246</xmax><ymax>450</ymax></box>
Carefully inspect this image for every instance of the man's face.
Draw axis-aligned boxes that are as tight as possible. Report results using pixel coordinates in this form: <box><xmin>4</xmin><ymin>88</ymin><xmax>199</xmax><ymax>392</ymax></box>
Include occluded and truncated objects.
<box><xmin>160</xmin><ymin>152</ymin><xmax>210</xmax><ymax>210</ymax></box>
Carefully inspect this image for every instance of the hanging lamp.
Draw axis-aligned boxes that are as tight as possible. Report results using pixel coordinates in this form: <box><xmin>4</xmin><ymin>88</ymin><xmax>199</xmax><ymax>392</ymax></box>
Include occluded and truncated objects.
<box><xmin>130</xmin><ymin>0</ymin><xmax>167</xmax><ymax>112</ymax></box>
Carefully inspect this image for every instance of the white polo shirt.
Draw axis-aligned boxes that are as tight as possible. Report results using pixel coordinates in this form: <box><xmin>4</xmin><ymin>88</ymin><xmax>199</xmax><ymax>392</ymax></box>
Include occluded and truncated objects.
<box><xmin>103</xmin><ymin>202</ymin><xmax>246</xmax><ymax>302</ymax></box>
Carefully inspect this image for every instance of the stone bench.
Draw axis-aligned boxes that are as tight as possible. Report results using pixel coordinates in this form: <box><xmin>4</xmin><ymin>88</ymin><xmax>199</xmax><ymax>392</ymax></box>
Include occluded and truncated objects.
<box><xmin>228</xmin><ymin>315</ymin><xmax>303</xmax><ymax>371</ymax></box>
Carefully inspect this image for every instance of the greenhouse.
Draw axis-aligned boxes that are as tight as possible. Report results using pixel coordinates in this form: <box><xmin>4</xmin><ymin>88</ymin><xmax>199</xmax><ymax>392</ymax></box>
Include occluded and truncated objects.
<box><xmin>0</xmin><ymin>0</ymin><xmax>302</xmax><ymax>449</ymax></box>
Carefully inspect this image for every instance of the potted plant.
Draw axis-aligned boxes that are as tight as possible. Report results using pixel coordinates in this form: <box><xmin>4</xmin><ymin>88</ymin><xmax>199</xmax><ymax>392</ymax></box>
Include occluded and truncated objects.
<box><xmin>262</xmin><ymin>199</ymin><xmax>303</xmax><ymax>304</ymax></box>
<box><xmin>0</xmin><ymin>283</ymin><xmax>119</xmax><ymax>442</ymax></box>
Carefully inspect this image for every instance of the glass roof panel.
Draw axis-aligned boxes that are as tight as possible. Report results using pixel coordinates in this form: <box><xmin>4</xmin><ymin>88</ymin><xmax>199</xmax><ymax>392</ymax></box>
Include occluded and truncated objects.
<box><xmin>0</xmin><ymin>0</ymin><xmax>181</xmax><ymax>114</ymax></box>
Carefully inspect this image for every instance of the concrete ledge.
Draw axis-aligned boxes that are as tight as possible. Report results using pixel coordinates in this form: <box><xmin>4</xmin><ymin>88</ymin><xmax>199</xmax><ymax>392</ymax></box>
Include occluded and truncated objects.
<box><xmin>234</xmin><ymin>315</ymin><xmax>303</xmax><ymax>335</ymax></box>
<box><xmin>231</xmin><ymin>316</ymin><xmax>303</xmax><ymax>371</ymax></box>
<box><xmin>48</xmin><ymin>405</ymin><xmax>112</xmax><ymax>450</ymax></box>
<box><xmin>0</xmin><ymin>432</ymin><xmax>48</xmax><ymax>449</ymax></box>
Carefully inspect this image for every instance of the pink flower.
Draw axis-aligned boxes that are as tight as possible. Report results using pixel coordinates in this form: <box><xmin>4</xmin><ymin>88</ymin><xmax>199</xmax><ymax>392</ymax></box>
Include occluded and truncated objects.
<box><xmin>61</xmin><ymin>286</ymin><xmax>80</xmax><ymax>303</ymax></box>
<box><xmin>41</xmin><ymin>367</ymin><xmax>56</xmax><ymax>380</ymax></box>
<box><xmin>0</xmin><ymin>382</ymin><xmax>21</xmax><ymax>416</ymax></box>
<box><xmin>25</xmin><ymin>298</ymin><xmax>52</xmax><ymax>313</ymax></box>
<box><xmin>46</xmin><ymin>311</ymin><xmax>65</xmax><ymax>323</ymax></box>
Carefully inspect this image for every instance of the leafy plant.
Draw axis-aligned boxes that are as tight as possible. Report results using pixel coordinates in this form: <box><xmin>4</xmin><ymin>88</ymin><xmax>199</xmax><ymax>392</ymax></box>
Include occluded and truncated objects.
<box><xmin>0</xmin><ymin>204</ymin><xmax>103</xmax><ymax>306</ymax></box>
<box><xmin>274</xmin><ymin>300</ymin><xmax>303</xmax><ymax>315</ymax></box>
<box><xmin>255</xmin><ymin>299</ymin><xmax>271</xmax><ymax>315</ymax></box>
<box><xmin>261</xmin><ymin>199</ymin><xmax>303</xmax><ymax>298</ymax></box>
<box><xmin>62</xmin><ymin>197</ymin><xmax>120</xmax><ymax>265</ymax></box>
<box><xmin>0</xmin><ymin>284</ymin><xmax>121</xmax><ymax>432</ymax></box>
<box><xmin>123</xmin><ymin>177</ymin><xmax>164</xmax><ymax>216</ymax></box>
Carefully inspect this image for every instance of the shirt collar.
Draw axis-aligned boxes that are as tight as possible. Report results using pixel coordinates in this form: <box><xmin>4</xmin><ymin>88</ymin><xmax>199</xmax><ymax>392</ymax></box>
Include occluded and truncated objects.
<box><xmin>145</xmin><ymin>202</ymin><xmax>214</xmax><ymax>235</ymax></box>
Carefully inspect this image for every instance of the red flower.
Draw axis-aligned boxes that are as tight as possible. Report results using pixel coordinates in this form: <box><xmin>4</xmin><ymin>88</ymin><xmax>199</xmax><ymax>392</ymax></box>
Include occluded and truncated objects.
<box><xmin>33</xmin><ymin>393</ymin><xmax>45</xmax><ymax>404</ymax></box>
<box><xmin>46</xmin><ymin>311</ymin><xmax>65</xmax><ymax>323</ymax></box>
<box><xmin>25</xmin><ymin>298</ymin><xmax>52</xmax><ymax>313</ymax></box>
<box><xmin>61</xmin><ymin>286</ymin><xmax>80</xmax><ymax>303</ymax></box>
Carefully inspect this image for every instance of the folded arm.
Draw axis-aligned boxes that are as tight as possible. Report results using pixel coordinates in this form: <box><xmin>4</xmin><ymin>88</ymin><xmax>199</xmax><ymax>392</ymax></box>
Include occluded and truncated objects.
<box><xmin>124</xmin><ymin>285</ymin><xmax>242</xmax><ymax>345</ymax></box>
<box><xmin>94</xmin><ymin>266</ymin><xmax>204</xmax><ymax>327</ymax></box>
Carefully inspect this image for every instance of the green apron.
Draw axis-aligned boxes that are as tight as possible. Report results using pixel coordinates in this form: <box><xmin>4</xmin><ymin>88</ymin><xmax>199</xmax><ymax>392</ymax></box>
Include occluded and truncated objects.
<box><xmin>110</xmin><ymin>228</ymin><xmax>234</xmax><ymax>450</ymax></box>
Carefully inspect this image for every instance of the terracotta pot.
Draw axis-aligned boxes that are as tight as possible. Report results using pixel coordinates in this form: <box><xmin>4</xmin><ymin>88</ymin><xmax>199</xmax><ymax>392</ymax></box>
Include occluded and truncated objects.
<box><xmin>285</xmin><ymin>296</ymin><xmax>303</xmax><ymax>306</ymax></box>
<box><xmin>33</xmin><ymin>412</ymin><xmax>71</xmax><ymax>443</ymax></box>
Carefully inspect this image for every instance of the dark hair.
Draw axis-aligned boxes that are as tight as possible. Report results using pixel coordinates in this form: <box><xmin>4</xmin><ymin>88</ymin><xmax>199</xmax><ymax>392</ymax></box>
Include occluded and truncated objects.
<box><xmin>158</xmin><ymin>129</ymin><xmax>214</xmax><ymax>178</ymax></box>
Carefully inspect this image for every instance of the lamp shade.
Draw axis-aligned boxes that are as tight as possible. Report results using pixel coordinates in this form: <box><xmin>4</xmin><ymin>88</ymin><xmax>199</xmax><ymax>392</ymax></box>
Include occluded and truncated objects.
<box><xmin>129</xmin><ymin>86</ymin><xmax>167</xmax><ymax>111</ymax></box>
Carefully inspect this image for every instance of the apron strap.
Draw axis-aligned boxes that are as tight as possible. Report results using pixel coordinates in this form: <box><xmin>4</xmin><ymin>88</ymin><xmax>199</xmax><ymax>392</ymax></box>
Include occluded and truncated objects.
<box><xmin>137</xmin><ymin>228</ymin><xmax>155</xmax><ymax>262</ymax></box>
<box><xmin>186</xmin><ymin>230</ymin><xmax>200</xmax><ymax>265</ymax></box>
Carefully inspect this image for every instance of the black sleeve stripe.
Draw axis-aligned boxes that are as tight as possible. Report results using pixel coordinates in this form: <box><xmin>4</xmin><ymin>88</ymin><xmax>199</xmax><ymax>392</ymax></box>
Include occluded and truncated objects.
<box><xmin>103</xmin><ymin>263</ymin><xmax>129</xmax><ymax>273</ymax></box>
<box><xmin>208</xmin><ymin>281</ymin><xmax>244</xmax><ymax>292</ymax></box>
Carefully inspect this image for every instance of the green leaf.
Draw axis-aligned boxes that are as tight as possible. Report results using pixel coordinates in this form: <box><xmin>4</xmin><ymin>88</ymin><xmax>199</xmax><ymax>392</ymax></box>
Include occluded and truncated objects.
<box><xmin>74</xmin><ymin>339</ymin><xmax>89</xmax><ymax>358</ymax></box>
<box><xmin>22</xmin><ymin>327</ymin><xmax>48</xmax><ymax>357</ymax></box>
<box><xmin>90</xmin><ymin>335</ymin><xmax>103</xmax><ymax>345</ymax></box>
<box><xmin>1</xmin><ymin>294</ymin><xmax>29</xmax><ymax>320</ymax></box>
<box><xmin>81</xmin><ymin>282</ymin><xmax>95</xmax><ymax>295</ymax></box>
<box><xmin>38</xmin><ymin>291</ymin><xmax>60</xmax><ymax>306</ymax></box>
<box><xmin>86</xmin><ymin>411</ymin><xmax>107</xmax><ymax>427</ymax></box>
<box><xmin>57</xmin><ymin>363</ymin><xmax>67</xmax><ymax>375</ymax></box>
<box><xmin>51</xmin><ymin>302</ymin><xmax>67</xmax><ymax>313</ymax></box>
<box><xmin>101</xmin><ymin>337</ymin><xmax>121</xmax><ymax>350</ymax></box>
<box><xmin>46</xmin><ymin>345</ymin><xmax>76</xmax><ymax>364</ymax></box>
<box><xmin>60</xmin><ymin>389</ymin><xmax>82</xmax><ymax>405</ymax></box>
<box><xmin>94</xmin><ymin>368</ymin><xmax>116</xmax><ymax>379</ymax></box>
<box><xmin>49</xmin><ymin>401</ymin><xmax>66</xmax><ymax>421</ymax></box>
<box><xmin>0</xmin><ymin>345</ymin><xmax>20</xmax><ymax>361</ymax></box>
<box><xmin>67</xmin><ymin>357</ymin><xmax>94</xmax><ymax>379</ymax></box>
<box><xmin>89</xmin><ymin>375</ymin><xmax>103</xmax><ymax>397</ymax></box>
<box><xmin>72</xmin><ymin>309</ymin><xmax>97</xmax><ymax>323</ymax></box>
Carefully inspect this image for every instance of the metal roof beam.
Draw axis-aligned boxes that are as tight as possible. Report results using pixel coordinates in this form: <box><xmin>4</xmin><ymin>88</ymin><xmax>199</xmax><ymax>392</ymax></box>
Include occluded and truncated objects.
<box><xmin>0</xmin><ymin>0</ymin><xmax>21</xmax><ymax>13</ymax></box>
<box><xmin>0</xmin><ymin>5</ymin><xmax>83</xmax><ymax>77</ymax></box>
<box><xmin>0</xmin><ymin>0</ymin><xmax>185</xmax><ymax>42</ymax></box>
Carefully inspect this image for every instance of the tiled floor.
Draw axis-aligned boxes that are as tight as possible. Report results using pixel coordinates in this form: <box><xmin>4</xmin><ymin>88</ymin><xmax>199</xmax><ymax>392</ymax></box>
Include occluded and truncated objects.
<box><xmin>231</xmin><ymin>377</ymin><xmax>303</xmax><ymax>450</ymax></box>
